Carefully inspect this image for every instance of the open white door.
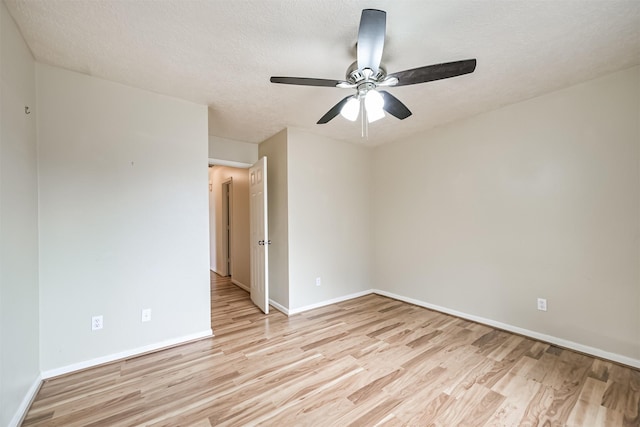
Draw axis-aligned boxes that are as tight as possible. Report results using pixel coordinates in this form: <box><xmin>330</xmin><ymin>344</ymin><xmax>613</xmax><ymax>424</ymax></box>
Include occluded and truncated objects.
<box><xmin>249</xmin><ymin>157</ymin><xmax>269</xmax><ymax>314</ymax></box>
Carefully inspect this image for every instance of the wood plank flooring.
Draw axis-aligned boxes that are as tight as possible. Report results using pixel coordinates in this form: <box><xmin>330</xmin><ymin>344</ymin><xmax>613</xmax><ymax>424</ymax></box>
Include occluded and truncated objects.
<box><xmin>23</xmin><ymin>273</ymin><xmax>640</xmax><ymax>426</ymax></box>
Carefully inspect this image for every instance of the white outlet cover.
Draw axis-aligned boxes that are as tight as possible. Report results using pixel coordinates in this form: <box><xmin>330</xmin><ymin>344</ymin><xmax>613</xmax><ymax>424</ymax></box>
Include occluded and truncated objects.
<box><xmin>141</xmin><ymin>308</ymin><xmax>152</xmax><ymax>322</ymax></box>
<box><xmin>315</xmin><ymin>277</ymin><xmax>321</xmax><ymax>286</ymax></box>
<box><xmin>92</xmin><ymin>315</ymin><xmax>103</xmax><ymax>330</ymax></box>
<box><xmin>537</xmin><ymin>298</ymin><xmax>547</xmax><ymax>311</ymax></box>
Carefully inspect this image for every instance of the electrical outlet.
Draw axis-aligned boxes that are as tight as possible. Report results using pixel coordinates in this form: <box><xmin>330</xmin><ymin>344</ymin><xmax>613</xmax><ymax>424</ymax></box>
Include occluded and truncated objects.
<box><xmin>92</xmin><ymin>315</ymin><xmax>103</xmax><ymax>330</ymax></box>
<box><xmin>315</xmin><ymin>277</ymin><xmax>321</xmax><ymax>286</ymax></box>
<box><xmin>537</xmin><ymin>298</ymin><xmax>547</xmax><ymax>312</ymax></box>
<box><xmin>141</xmin><ymin>308</ymin><xmax>152</xmax><ymax>322</ymax></box>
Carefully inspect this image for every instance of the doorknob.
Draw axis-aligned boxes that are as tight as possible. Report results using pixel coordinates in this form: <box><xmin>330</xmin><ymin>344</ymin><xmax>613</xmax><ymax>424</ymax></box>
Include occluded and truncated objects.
<box><xmin>258</xmin><ymin>240</ymin><xmax>264</xmax><ymax>245</ymax></box>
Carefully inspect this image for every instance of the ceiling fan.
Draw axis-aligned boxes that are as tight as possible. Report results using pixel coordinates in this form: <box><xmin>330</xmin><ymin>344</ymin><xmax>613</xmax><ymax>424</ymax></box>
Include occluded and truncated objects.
<box><xmin>270</xmin><ymin>9</ymin><xmax>476</xmax><ymax>126</ymax></box>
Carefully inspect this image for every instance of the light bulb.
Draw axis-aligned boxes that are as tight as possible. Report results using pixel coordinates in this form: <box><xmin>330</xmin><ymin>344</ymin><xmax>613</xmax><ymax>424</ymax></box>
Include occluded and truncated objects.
<box><xmin>340</xmin><ymin>97</ymin><xmax>360</xmax><ymax>121</ymax></box>
<box><xmin>365</xmin><ymin>90</ymin><xmax>385</xmax><ymax>123</ymax></box>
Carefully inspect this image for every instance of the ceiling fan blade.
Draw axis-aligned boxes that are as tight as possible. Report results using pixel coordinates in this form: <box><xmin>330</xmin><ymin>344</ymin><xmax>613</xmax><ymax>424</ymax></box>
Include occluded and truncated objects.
<box><xmin>388</xmin><ymin>59</ymin><xmax>477</xmax><ymax>87</ymax></box>
<box><xmin>270</xmin><ymin>77</ymin><xmax>342</xmax><ymax>87</ymax></box>
<box><xmin>379</xmin><ymin>91</ymin><xmax>412</xmax><ymax>120</ymax></box>
<box><xmin>357</xmin><ymin>9</ymin><xmax>386</xmax><ymax>73</ymax></box>
<box><xmin>317</xmin><ymin>96</ymin><xmax>352</xmax><ymax>124</ymax></box>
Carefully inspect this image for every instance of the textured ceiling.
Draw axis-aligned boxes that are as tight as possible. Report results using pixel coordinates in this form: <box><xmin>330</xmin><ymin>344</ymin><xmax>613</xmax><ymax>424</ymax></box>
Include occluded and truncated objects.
<box><xmin>5</xmin><ymin>0</ymin><xmax>640</xmax><ymax>146</ymax></box>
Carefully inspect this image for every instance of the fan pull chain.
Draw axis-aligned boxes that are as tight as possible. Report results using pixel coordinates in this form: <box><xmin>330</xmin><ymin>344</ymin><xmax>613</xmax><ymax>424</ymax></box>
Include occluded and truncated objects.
<box><xmin>360</xmin><ymin>97</ymin><xmax>369</xmax><ymax>139</ymax></box>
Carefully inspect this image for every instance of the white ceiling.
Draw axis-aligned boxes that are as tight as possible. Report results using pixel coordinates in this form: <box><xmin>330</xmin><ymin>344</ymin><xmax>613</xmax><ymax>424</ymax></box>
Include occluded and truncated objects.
<box><xmin>5</xmin><ymin>0</ymin><xmax>640</xmax><ymax>146</ymax></box>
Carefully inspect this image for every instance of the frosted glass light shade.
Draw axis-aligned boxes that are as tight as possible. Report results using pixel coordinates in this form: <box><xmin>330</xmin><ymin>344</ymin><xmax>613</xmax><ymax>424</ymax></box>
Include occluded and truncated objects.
<box><xmin>366</xmin><ymin>106</ymin><xmax>385</xmax><ymax>122</ymax></box>
<box><xmin>340</xmin><ymin>97</ymin><xmax>360</xmax><ymax>121</ymax></box>
<box><xmin>365</xmin><ymin>90</ymin><xmax>385</xmax><ymax>122</ymax></box>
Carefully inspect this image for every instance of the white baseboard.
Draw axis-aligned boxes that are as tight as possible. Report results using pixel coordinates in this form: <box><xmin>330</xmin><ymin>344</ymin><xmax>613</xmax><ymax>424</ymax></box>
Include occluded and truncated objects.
<box><xmin>288</xmin><ymin>290</ymin><xmax>374</xmax><ymax>315</ymax></box>
<box><xmin>231</xmin><ymin>279</ymin><xmax>249</xmax><ymax>292</ymax></box>
<box><xmin>269</xmin><ymin>299</ymin><xmax>289</xmax><ymax>315</ymax></box>
<box><xmin>284</xmin><ymin>288</ymin><xmax>640</xmax><ymax>368</ymax></box>
<box><xmin>30</xmin><ymin>287</ymin><xmax>639</xmax><ymax>398</ymax></box>
<box><xmin>373</xmin><ymin>289</ymin><xmax>640</xmax><ymax>369</ymax></box>
<box><xmin>41</xmin><ymin>329</ymin><xmax>213</xmax><ymax>379</ymax></box>
<box><xmin>8</xmin><ymin>374</ymin><xmax>42</xmax><ymax>427</ymax></box>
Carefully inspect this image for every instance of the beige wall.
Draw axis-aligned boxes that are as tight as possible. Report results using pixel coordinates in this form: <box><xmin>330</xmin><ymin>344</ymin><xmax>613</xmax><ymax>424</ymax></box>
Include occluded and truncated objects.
<box><xmin>208</xmin><ymin>166</ymin><xmax>251</xmax><ymax>288</ymax></box>
<box><xmin>0</xmin><ymin>3</ymin><xmax>40</xmax><ymax>425</ymax></box>
<box><xmin>37</xmin><ymin>64</ymin><xmax>211</xmax><ymax>372</ymax></box>
<box><xmin>287</xmin><ymin>129</ymin><xmax>372</xmax><ymax>310</ymax></box>
<box><xmin>372</xmin><ymin>66</ymin><xmax>640</xmax><ymax>361</ymax></box>
<box><xmin>258</xmin><ymin>130</ymin><xmax>290</xmax><ymax>308</ymax></box>
<box><xmin>258</xmin><ymin>128</ymin><xmax>373</xmax><ymax>311</ymax></box>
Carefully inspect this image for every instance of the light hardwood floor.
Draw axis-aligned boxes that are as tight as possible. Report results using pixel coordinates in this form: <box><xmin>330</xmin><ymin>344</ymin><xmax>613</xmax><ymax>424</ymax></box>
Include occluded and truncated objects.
<box><xmin>23</xmin><ymin>273</ymin><xmax>639</xmax><ymax>426</ymax></box>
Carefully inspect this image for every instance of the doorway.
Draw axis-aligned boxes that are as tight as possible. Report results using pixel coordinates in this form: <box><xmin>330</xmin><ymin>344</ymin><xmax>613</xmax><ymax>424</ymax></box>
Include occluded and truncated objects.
<box><xmin>208</xmin><ymin>164</ymin><xmax>252</xmax><ymax>290</ymax></box>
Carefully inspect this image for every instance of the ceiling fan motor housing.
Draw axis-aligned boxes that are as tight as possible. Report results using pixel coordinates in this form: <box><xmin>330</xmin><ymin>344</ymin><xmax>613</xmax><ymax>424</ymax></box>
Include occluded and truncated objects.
<box><xmin>346</xmin><ymin>61</ymin><xmax>386</xmax><ymax>84</ymax></box>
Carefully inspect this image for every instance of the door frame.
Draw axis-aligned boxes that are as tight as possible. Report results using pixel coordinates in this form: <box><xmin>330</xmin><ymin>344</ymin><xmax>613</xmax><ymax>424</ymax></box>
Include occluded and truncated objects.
<box><xmin>221</xmin><ymin>178</ymin><xmax>233</xmax><ymax>277</ymax></box>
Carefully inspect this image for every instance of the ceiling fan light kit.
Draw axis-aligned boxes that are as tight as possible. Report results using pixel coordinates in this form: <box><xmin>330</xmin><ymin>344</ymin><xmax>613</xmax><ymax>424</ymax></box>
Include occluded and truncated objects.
<box><xmin>340</xmin><ymin>88</ymin><xmax>386</xmax><ymax>123</ymax></box>
<box><xmin>340</xmin><ymin>97</ymin><xmax>360</xmax><ymax>121</ymax></box>
<box><xmin>270</xmin><ymin>8</ymin><xmax>477</xmax><ymax>134</ymax></box>
<box><xmin>364</xmin><ymin>90</ymin><xmax>385</xmax><ymax>122</ymax></box>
